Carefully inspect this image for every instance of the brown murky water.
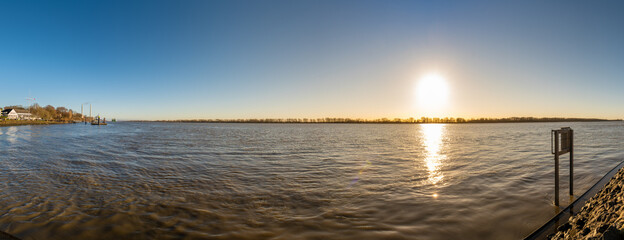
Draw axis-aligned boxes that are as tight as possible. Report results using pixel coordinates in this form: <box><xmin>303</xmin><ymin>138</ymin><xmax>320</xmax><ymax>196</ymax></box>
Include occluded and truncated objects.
<box><xmin>0</xmin><ymin>122</ymin><xmax>622</xmax><ymax>239</ymax></box>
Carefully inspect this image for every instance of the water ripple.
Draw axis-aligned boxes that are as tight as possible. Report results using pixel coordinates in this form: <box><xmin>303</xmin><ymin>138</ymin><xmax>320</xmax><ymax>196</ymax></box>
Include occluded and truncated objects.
<box><xmin>0</xmin><ymin>122</ymin><xmax>622</xmax><ymax>239</ymax></box>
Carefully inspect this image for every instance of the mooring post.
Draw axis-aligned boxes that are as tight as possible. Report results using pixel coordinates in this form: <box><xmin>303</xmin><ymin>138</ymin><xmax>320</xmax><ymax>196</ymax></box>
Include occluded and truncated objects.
<box><xmin>569</xmin><ymin>129</ymin><xmax>573</xmax><ymax>196</ymax></box>
<box><xmin>554</xmin><ymin>131</ymin><xmax>560</xmax><ymax>206</ymax></box>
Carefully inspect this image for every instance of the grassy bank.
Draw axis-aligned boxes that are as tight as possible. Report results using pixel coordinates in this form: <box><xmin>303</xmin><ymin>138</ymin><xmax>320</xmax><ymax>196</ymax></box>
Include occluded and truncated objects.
<box><xmin>0</xmin><ymin>120</ymin><xmax>70</xmax><ymax>127</ymax></box>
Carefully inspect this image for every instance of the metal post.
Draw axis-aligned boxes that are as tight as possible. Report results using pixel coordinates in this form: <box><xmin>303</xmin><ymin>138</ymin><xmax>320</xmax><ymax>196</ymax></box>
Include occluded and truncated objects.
<box><xmin>570</xmin><ymin>130</ymin><xmax>574</xmax><ymax>196</ymax></box>
<box><xmin>554</xmin><ymin>132</ymin><xmax>560</xmax><ymax>206</ymax></box>
<box><xmin>551</xmin><ymin>127</ymin><xmax>573</xmax><ymax>207</ymax></box>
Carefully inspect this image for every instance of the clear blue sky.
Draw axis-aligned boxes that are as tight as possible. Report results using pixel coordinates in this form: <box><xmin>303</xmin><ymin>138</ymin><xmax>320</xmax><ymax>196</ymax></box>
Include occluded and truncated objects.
<box><xmin>0</xmin><ymin>0</ymin><xmax>622</xmax><ymax>120</ymax></box>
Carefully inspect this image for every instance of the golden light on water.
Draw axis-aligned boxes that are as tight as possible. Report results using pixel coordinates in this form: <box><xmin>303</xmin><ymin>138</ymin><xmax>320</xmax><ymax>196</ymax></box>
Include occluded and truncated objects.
<box><xmin>421</xmin><ymin>124</ymin><xmax>446</xmax><ymax>185</ymax></box>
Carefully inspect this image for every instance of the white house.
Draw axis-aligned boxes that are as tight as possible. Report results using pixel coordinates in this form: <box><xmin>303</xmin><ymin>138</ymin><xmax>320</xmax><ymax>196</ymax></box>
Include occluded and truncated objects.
<box><xmin>15</xmin><ymin>109</ymin><xmax>36</xmax><ymax>120</ymax></box>
<box><xmin>1</xmin><ymin>109</ymin><xmax>19</xmax><ymax>120</ymax></box>
<box><xmin>1</xmin><ymin>109</ymin><xmax>36</xmax><ymax>120</ymax></box>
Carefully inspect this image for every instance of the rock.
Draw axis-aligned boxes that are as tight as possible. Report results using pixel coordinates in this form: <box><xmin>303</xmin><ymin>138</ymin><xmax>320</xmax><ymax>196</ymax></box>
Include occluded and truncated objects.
<box><xmin>600</xmin><ymin>223</ymin><xmax>612</xmax><ymax>233</ymax></box>
<box><xmin>558</xmin><ymin>222</ymin><xmax>572</xmax><ymax>232</ymax></box>
<box><xmin>601</xmin><ymin>225</ymin><xmax>624</xmax><ymax>240</ymax></box>
<box><xmin>599</xmin><ymin>212</ymin><xmax>612</xmax><ymax>222</ymax></box>
<box><xmin>576</xmin><ymin>217</ymin><xmax>587</xmax><ymax>229</ymax></box>
<box><xmin>548</xmin><ymin>168</ymin><xmax>624</xmax><ymax>240</ymax></box>
<box><xmin>616</xmin><ymin>220</ymin><xmax>624</xmax><ymax>230</ymax></box>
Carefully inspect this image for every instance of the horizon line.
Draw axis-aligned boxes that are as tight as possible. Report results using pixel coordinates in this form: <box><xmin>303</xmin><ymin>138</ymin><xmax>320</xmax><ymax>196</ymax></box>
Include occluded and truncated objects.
<box><xmin>124</xmin><ymin>116</ymin><xmax>623</xmax><ymax>123</ymax></box>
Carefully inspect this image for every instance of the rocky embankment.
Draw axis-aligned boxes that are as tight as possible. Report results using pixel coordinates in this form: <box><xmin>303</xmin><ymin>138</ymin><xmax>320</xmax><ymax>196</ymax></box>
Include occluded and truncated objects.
<box><xmin>550</xmin><ymin>168</ymin><xmax>624</xmax><ymax>239</ymax></box>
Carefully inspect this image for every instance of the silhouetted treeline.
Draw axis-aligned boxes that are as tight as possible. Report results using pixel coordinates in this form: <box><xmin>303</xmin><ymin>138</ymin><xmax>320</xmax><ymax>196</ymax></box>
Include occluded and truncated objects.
<box><xmin>148</xmin><ymin>117</ymin><xmax>619</xmax><ymax>124</ymax></box>
<box><xmin>3</xmin><ymin>104</ymin><xmax>84</xmax><ymax>121</ymax></box>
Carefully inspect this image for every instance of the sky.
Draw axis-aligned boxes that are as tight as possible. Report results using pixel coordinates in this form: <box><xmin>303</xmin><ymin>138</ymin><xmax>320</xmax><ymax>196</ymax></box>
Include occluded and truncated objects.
<box><xmin>0</xmin><ymin>0</ymin><xmax>623</xmax><ymax>120</ymax></box>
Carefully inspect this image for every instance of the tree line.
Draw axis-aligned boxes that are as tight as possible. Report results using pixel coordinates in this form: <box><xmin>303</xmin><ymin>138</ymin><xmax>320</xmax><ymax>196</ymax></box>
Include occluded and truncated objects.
<box><xmin>150</xmin><ymin>117</ymin><xmax>617</xmax><ymax>124</ymax></box>
<box><xmin>3</xmin><ymin>104</ymin><xmax>85</xmax><ymax>121</ymax></box>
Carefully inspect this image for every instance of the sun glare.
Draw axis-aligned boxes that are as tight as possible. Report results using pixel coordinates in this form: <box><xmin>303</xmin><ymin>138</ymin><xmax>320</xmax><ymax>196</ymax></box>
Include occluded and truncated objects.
<box><xmin>417</xmin><ymin>73</ymin><xmax>449</xmax><ymax>110</ymax></box>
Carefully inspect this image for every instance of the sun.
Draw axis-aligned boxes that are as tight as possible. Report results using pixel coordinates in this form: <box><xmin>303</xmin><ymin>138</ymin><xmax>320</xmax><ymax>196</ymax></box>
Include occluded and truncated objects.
<box><xmin>417</xmin><ymin>73</ymin><xmax>449</xmax><ymax>111</ymax></box>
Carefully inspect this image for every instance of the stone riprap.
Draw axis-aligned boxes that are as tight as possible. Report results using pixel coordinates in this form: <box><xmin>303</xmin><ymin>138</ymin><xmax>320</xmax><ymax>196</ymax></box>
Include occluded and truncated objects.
<box><xmin>550</xmin><ymin>168</ymin><xmax>624</xmax><ymax>239</ymax></box>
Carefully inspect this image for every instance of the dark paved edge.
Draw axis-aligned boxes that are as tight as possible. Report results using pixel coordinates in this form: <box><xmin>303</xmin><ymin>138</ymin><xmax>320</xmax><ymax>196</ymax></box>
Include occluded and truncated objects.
<box><xmin>524</xmin><ymin>160</ymin><xmax>624</xmax><ymax>240</ymax></box>
<box><xmin>0</xmin><ymin>231</ymin><xmax>20</xmax><ymax>240</ymax></box>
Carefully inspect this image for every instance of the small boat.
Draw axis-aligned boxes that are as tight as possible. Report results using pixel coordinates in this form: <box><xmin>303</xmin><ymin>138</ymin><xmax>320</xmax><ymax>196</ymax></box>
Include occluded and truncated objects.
<box><xmin>91</xmin><ymin>116</ymin><xmax>108</xmax><ymax>125</ymax></box>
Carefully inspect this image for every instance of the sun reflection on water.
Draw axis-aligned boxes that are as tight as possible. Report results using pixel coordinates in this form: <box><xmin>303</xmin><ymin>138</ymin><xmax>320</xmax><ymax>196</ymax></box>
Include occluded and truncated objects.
<box><xmin>421</xmin><ymin>124</ymin><xmax>446</xmax><ymax>185</ymax></box>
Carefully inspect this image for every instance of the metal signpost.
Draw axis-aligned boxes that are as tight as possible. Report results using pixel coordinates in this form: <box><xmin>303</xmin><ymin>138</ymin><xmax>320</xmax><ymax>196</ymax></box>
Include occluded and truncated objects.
<box><xmin>551</xmin><ymin>127</ymin><xmax>573</xmax><ymax>206</ymax></box>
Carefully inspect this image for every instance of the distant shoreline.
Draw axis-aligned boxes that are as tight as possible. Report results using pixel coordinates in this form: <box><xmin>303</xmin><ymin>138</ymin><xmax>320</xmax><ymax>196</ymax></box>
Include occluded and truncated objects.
<box><xmin>130</xmin><ymin>117</ymin><xmax>622</xmax><ymax>124</ymax></box>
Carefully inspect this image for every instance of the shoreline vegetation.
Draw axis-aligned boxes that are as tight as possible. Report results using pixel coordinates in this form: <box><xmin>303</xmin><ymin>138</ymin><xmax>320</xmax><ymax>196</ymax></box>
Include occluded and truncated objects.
<box><xmin>0</xmin><ymin>119</ymin><xmax>71</xmax><ymax>127</ymax></box>
<box><xmin>141</xmin><ymin>117</ymin><xmax>621</xmax><ymax>124</ymax></box>
<box><xmin>0</xmin><ymin>104</ymin><xmax>90</xmax><ymax>127</ymax></box>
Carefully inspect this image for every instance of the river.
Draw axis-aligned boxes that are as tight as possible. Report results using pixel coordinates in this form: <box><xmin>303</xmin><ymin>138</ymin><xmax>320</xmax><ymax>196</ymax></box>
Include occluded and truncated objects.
<box><xmin>0</xmin><ymin>122</ymin><xmax>622</xmax><ymax>239</ymax></box>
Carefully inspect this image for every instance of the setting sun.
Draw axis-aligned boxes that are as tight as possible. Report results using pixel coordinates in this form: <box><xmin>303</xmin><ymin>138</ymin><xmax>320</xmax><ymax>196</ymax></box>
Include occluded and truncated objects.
<box><xmin>417</xmin><ymin>73</ymin><xmax>449</xmax><ymax>111</ymax></box>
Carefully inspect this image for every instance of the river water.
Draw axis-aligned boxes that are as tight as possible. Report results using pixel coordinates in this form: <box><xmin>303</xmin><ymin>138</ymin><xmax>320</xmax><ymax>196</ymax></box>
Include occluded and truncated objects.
<box><xmin>0</xmin><ymin>122</ymin><xmax>622</xmax><ymax>239</ymax></box>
